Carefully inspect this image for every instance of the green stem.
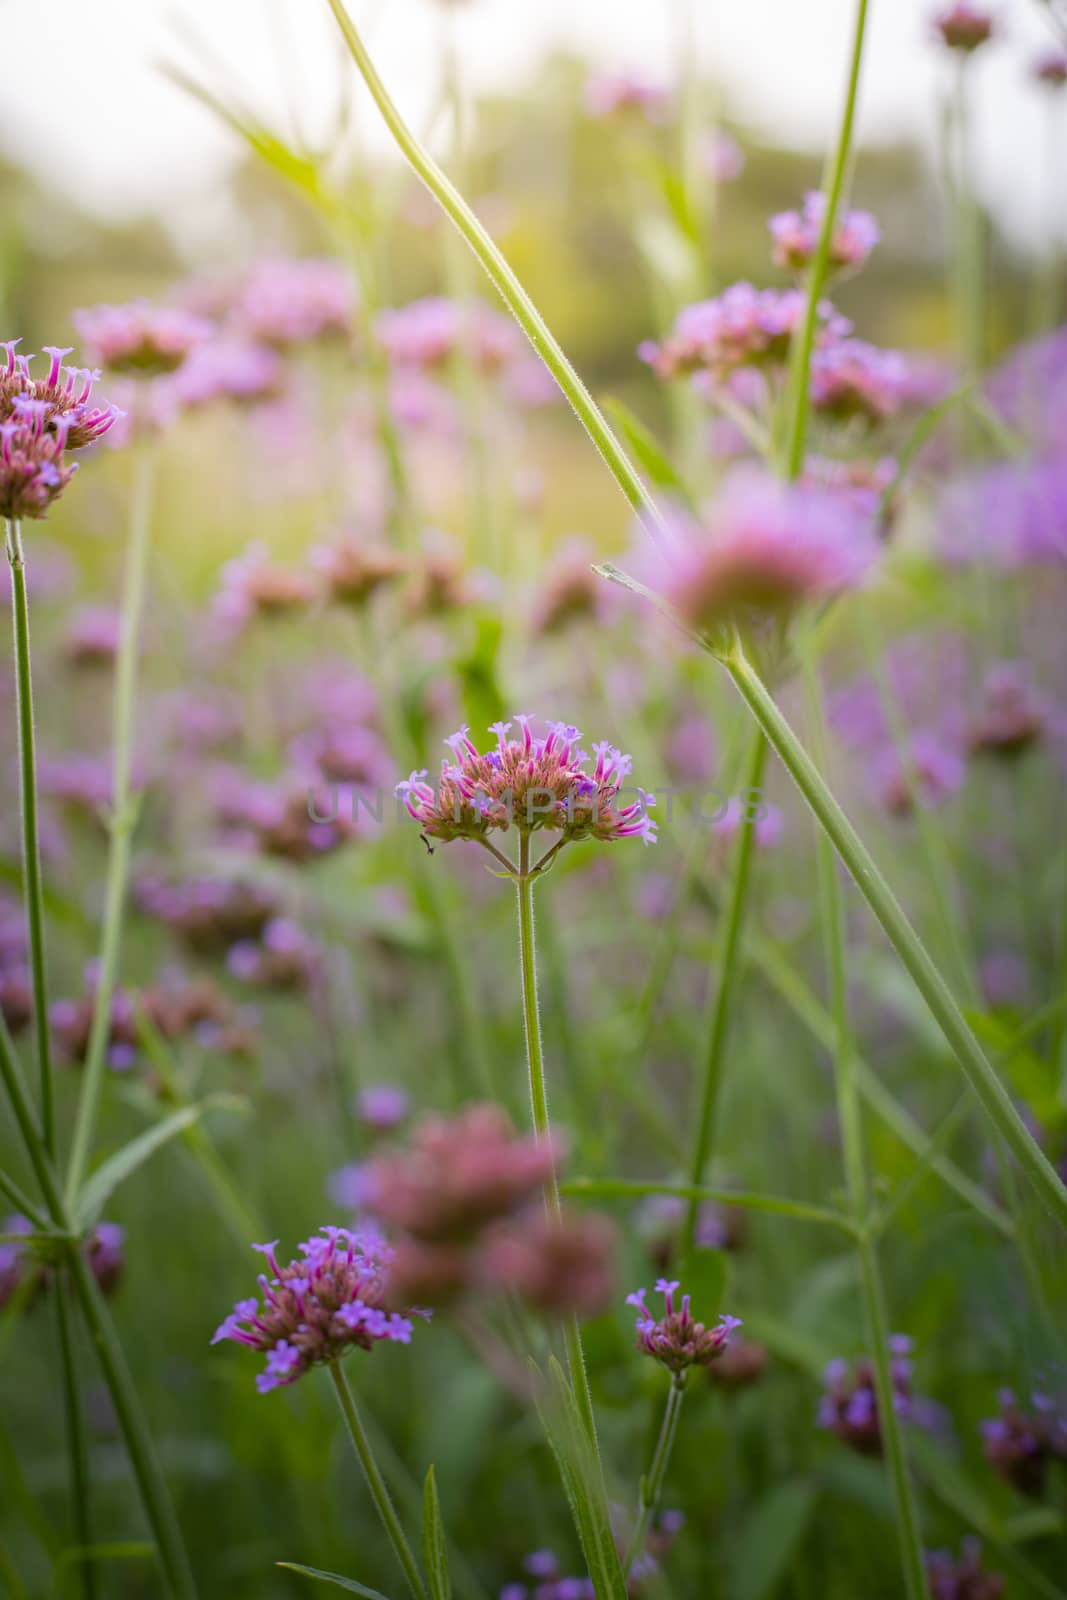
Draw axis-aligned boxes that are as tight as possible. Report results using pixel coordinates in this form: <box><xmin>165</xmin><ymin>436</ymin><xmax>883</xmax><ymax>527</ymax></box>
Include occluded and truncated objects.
<box><xmin>802</xmin><ymin>647</ymin><xmax>929</xmax><ymax>1600</ymax></box>
<box><xmin>681</xmin><ymin>729</ymin><xmax>768</xmax><ymax>1263</ymax></box>
<box><xmin>724</xmin><ymin>645</ymin><xmax>1067</xmax><ymax>1229</ymax></box>
<box><xmin>54</xmin><ymin>1273</ymin><xmax>96</xmax><ymax>1600</ymax></box>
<box><xmin>6</xmin><ymin>520</ymin><xmax>55</xmax><ymax>1156</ymax></box>
<box><xmin>0</xmin><ymin>1163</ymin><xmax>48</xmax><ymax>1229</ymax></box>
<box><xmin>67</xmin><ymin>438</ymin><xmax>157</xmax><ymax>1203</ymax></box>
<box><xmin>321</xmin><ymin>0</ymin><xmax>670</xmax><ymax>544</ymax></box>
<box><xmin>782</xmin><ymin>0</ymin><xmax>871</xmax><ymax>477</ymax></box>
<box><xmin>621</xmin><ymin>1372</ymin><xmax>687</xmax><ymax>1578</ymax></box>
<box><xmin>327</xmin><ymin>1361</ymin><xmax>428</xmax><ymax>1600</ymax></box>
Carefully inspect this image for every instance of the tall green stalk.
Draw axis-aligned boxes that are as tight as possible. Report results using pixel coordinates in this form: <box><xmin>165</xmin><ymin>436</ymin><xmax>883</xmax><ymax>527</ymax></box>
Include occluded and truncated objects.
<box><xmin>6</xmin><ymin>519</ymin><xmax>55</xmax><ymax>1155</ymax></box>
<box><xmin>802</xmin><ymin>648</ymin><xmax>929</xmax><ymax>1600</ymax></box>
<box><xmin>320</xmin><ymin>0</ymin><xmax>1067</xmax><ymax>1235</ymax></box>
<box><xmin>681</xmin><ymin>729</ymin><xmax>768</xmax><ymax>1264</ymax></box>
<box><xmin>67</xmin><ymin>437</ymin><xmax>157</xmax><ymax>1202</ymax></box>
<box><xmin>328</xmin><ymin>1362</ymin><xmax>428</xmax><ymax>1600</ymax></box>
<box><xmin>54</xmin><ymin>1276</ymin><xmax>96</xmax><ymax>1600</ymax></box>
<box><xmin>621</xmin><ymin>1371</ymin><xmax>687</xmax><ymax>1579</ymax></box>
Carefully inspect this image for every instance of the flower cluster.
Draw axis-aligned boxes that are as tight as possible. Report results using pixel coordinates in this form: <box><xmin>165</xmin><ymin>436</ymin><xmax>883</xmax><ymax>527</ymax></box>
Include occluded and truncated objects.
<box><xmin>73</xmin><ymin>300</ymin><xmax>212</xmax><ymax>376</ymax></box>
<box><xmin>0</xmin><ymin>893</ymin><xmax>31</xmax><ymax>1035</ymax></box>
<box><xmin>0</xmin><ymin>340</ymin><xmax>121</xmax><ymax>520</ymax></box>
<box><xmin>639</xmin><ymin>285</ymin><xmax>850</xmax><ymax>382</ymax></box>
<box><xmin>663</xmin><ymin>468</ymin><xmax>879</xmax><ymax>639</ymax></box>
<box><xmin>1034</xmin><ymin>48</ymin><xmax>1067</xmax><ymax>88</ymax></box>
<box><xmin>1</xmin><ymin>1216</ymin><xmax>125</xmax><ymax>1309</ymax></box>
<box><xmin>377</xmin><ymin>296</ymin><xmax>520</xmax><ymax>374</ymax></box>
<box><xmin>769</xmin><ymin>192</ymin><xmax>880</xmax><ymax>275</ymax></box>
<box><xmin>809</xmin><ymin>340</ymin><xmax>909</xmax><ymax>425</ymax></box>
<box><xmin>227</xmin><ymin>919</ymin><xmax>320</xmax><ymax>991</ymax></box>
<box><xmin>498</xmin><ymin>1514</ymin><xmax>684</xmax><ymax>1600</ymax></box>
<box><xmin>233</xmin><ymin>259</ymin><xmax>357</xmax><ymax>347</ymax></box>
<box><xmin>212</xmin><ymin>1229</ymin><xmax>421</xmax><ymax>1394</ymax></box>
<box><xmin>926</xmin><ymin>1541</ymin><xmax>1005</xmax><ymax>1600</ymax></box>
<box><xmin>968</xmin><ymin>661</ymin><xmax>1047</xmax><ymax>757</ymax></box>
<box><xmin>51</xmin><ymin>967</ymin><xmax>257</xmax><ymax>1073</ymax></box>
<box><xmin>136</xmin><ymin>874</ymin><xmax>278</xmax><ymax>954</ymax></box>
<box><xmin>584</xmin><ymin>70</ymin><xmax>671</xmax><ymax>122</ymax></box>
<box><xmin>397</xmin><ymin>718</ymin><xmax>657</xmax><ymax>850</ymax></box>
<box><xmin>626</xmin><ymin>1280</ymin><xmax>740</xmax><ymax>1375</ymax></box>
<box><xmin>980</xmin><ymin>1389</ymin><xmax>1067</xmax><ymax>1497</ymax></box>
<box><xmin>311</xmin><ymin>533</ymin><xmax>407</xmax><ymax>607</ymax></box>
<box><xmin>360</xmin><ymin>1104</ymin><xmax>617</xmax><ymax>1315</ymax></box>
<box><xmin>817</xmin><ymin>1336</ymin><xmax>922</xmax><ymax>1456</ymax></box>
<box><xmin>933</xmin><ymin>3</ymin><xmax>995</xmax><ymax>53</ymax></box>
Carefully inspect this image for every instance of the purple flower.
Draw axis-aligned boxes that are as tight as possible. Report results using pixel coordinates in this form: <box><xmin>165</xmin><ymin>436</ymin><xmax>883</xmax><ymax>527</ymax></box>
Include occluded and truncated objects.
<box><xmin>980</xmin><ymin>1389</ymin><xmax>1067</xmax><ymax>1496</ymax></box>
<box><xmin>940</xmin><ymin>458</ymin><xmax>1067</xmax><ymax>568</ymax></box>
<box><xmin>584</xmin><ymin>70</ymin><xmax>671</xmax><ymax>122</ymax></box>
<box><xmin>397</xmin><ymin>717</ymin><xmax>657</xmax><ymax>849</ymax></box>
<box><xmin>933</xmin><ymin>3</ymin><xmax>995</xmax><ymax>53</ymax></box>
<box><xmin>870</xmin><ymin>730</ymin><xmax>967</xmax><ymax>817</ymax></box>
<box><xmin>663</xmin><ymin>467</ymin><xmax>879</xmax><ymax>637</ymax></box>
<box><xmin>640</xmin><ymin>283</ymin><xmax>851</xmax><ymax>382</ymax></box>
<box><xmin>0</xmin><ymin>1214</ymin><xmax>34</xmax><ymax>1309</ymax></box>
<box><xmin>233</xmin><ymin>259</ymin><xmax>356</xmax><ymax>347</ymax></box>
<box><xmin>73</xmin><ymin>300</ymin><xmax>212</xmax><ymax>377</ymax></box>
<box><xmin>817</xmin><ymin>1336</ymin><xmax>922</xmax><ymax>1456</ymax></box>
<box><xmin>926</xmin><ymin>1539</ymin><xmax>1005</xmax><ymax>1599</ymax></box>
<box><xmin>376</xmin><ymin>297</ymin><xmax>521</xmax><ymax>374</ymax></box>
<box><xmin>627</xmin><ymin>1279</ymin><xmax>739</xmax><ymax>1375</ymax></box>
<box><xmin>170</xmin><ymin>338</ymin><xmax>283</xmax><ymax>409</ymax></box>
<box><xmin>809</xmin><ymin>340</ymin><xmax>909</xmax><ymax>425</ymax></box>
<box><xmin>211</xmin><ymin>1228</ymin><xmax>423</xmax><ymax>1394</ymax></box>
<box><xmin>64</xmin><ymin>606</ymin><xmax>122</xmax><ymax>666</ymax></box>
<box><xmin>356</xmin><ymin>1085</ymin><xmax>410</xmax><ymax>1133</ymax></box>
<box><xmin>769</xmin><ymin>192</ymin><xmax>880</xmax><ymax>275</ymax></box>
<box><xmin>1033</xmin><ymin>48</ymin><xmax>1067</xmax><ymax>88</ymax></box>
<box><xmin>704</xmin><ymin>130</ymin><xmax>745</xmax><ymax>184</ymax></box>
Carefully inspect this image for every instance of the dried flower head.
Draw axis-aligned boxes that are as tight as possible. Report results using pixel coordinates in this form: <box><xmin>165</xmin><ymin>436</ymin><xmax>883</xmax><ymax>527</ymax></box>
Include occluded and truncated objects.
<box><xmin>212</xmin><ymin>1229</ymin><xmax>422</xmax><ymax>1394</ymax></box>
<box><xmin>73</xmin><ymin>300</ymin><xmax>212</xmax><ymax>377</ymax></box>
<box><xmin>397</xmin><ymin>717</ymin><xmax>656</xmax><ymax>852</ymax></box>
<box><xmin>627</xmin><ymin>1280</ymin><xmax>740</xmax><ymax>1375</ymax></box>
<box><xmin>769</xmin><ymin>192</ymin><xmax>880</xmax><ymax>275</ymax></box>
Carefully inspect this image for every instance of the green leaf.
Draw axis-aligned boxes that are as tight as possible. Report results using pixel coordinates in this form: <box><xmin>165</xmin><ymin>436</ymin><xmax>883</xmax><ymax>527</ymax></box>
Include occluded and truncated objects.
<box><xmin>533</xmin><ymin>1358</ymin><xmax>628</xmax><ymax>1600</ymax></box>
<box><xmin>422</xmin><ymin>1467</ymin><xmax>451</xmax><ymax>1600</ymax></box>
<box><xmin>602</xmin><ymin>398</ymin><xmax>692</xmax><ymax>504</ymax></box>
<box><xmin>728</xmin><ymin>1480</ymin><xmax>820</xmax><ymax>1600</ymax></box>
<box><xmin>966</xmin><ymin>1010</ymin><xmax>1064</xmax><ymax>1131</ymax></box>
<box><xmin>276</xmin><ymin>1563</ymin><xmax>396</xmax><ymax>1598</ymax></box>
<box><xmin>75</xmin><ymin>1097</ymin><xmax>242</xmax><ymax>1228</ymax></box>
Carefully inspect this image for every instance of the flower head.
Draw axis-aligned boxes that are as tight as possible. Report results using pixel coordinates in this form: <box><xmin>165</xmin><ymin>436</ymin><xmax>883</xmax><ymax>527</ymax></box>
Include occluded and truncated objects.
<box><xmin>73</xmin><ymin>300</ymin><xmax>212</xmax><ymax>377</ymax></box>
<box><xmin>640</xmin><ymin>284</ymin><xmax>850</xmax><ymax>383</ymax></box>
<box><xmin>809</xmin><ymin>340</ymin><xmax>909</xmax><ymax>425</ymax></box>
<box><xmin>584</xmin><ymin>70</ymin><xmax>671</xmax><ymax>121</ymax></box>
<box><xmin>211</xmin><ymin>1228</ymin><xmax>422</xmax><ymax>1393</ymax></box>
<box><xmin>0</xmin><ymin>341</ymin><xmax>121</xmax><ymax>518</ymax></box>
<box><xmin>664</xmin><ymin>467</ymin><xmax>879</xmax><ymax>638</ymax></box>
<box><xmin>627</xmin><ymin>1280</ymin><xmax>739</xmax><ymax>1375</ymax></box>
<box><xmin>818</xmin><ymin>1336</ymin><xmax>919</xmax><ymax>1456</ymax></box>
<box><xmin>234</xmin><ymin>259</ymin><xmax>356</xmax><ymax>347</ymax></box>
<box><xmin>933</xmin><ymin>3</ymin><xmax>995</xmax><ymax>53</ymax></box>
<box><xmin>968</xmin><ymin>661</ymin><xmax>1047</xmax><ymax>757</ymax></box>
<box><xmin>377</xmin><ymin>296</ymin><xmax>520</xmax><ymax>374</ymax></box>
<box><xmin>1033</xmin><ymin>48</ymin><xmax>1067</xmax><ymax>88</ymax></box>
<box><xmin>396</xmin><ymin>718</ymin><xmax>656</xmax><ymax>849</ymax></box>
<box><xmin>926</xmin><ymin>1540</ymin><xmax>1005</xmax><ymax>1600</ymax></box>
<box><xmin>980</xmin><ymin>1389</ymin><xmax>1067</xmax><ymax>1496</ymax></box>
<box><xmin>769</xmin><ymin>192</ymin><xmax>880</xmax><ymax>275</ymax></box>
<box><xmin>704</xmin><ymin>130</ymin><xmax>745</xmax><ymax>184</ymax></box>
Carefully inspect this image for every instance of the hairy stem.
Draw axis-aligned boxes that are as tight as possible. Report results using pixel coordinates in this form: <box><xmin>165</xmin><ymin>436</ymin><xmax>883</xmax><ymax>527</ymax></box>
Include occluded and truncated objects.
<box><xmin>6</xmin><ymin>519</ymin><xmax>55</xmax><ymax>1155</ymax></box>
<box><xmin>67</xmin><ymin>438</ymin><xmax>157</xmax><ymax>1202</ymax></box>
<box><xmin>327</xmin><ymin>1361</ymin><xmax>428</xmax><ymax>1600</ymax></box>
<box><xmin>621</xmin><ymin>1372</ymin><xmax>687</xmax><ymax>1579</ymax></box>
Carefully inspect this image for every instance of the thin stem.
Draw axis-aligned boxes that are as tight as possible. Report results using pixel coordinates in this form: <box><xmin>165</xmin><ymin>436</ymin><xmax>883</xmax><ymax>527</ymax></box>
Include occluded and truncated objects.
<box><xmin>782</xmin><ymin>0</ymin><xmax>871</xmax><ymax>477</ymax></box>
<box><xmin>7</xmin><ymin>519</ymin><xmax>55</xmax><ymax>1155</ymax></box>
<box><xmin>802</xmin><ymin>647</ymin><xmax>929</xmax><ymax>1600</ymax></box>
<box><xmin>621</xmin><ymin>1372</ymin><xmax>687</xmax><ymax>1578</ymax></box>
<box><xmin>321</xmin><ymin>0</ymin><xmax>671</xmax><ymax>547</ymax></box>
<box><xmin>67</xmin><ymin>438</ymin><xmax>157</xmax><ymax>1203</ymax></box>
<box><xmin>54</xmin><ymin>1274</ymin><xmax>96</xmax><ymax>1600</ymax></box>
<box><xmin>327</xmin><ymin>1361</ymin><xmax>428</xmax><ymax>1600</ymax></box>
<box><xmin>0</xmin><ymin>1164</ymin><xmax>48</xmax><ymax>1230</ymax></box>
<box><xmin>681</xmin><ymin>729</ymin><xmax>768</xmax><ymax>1263</ymax></box>
<box><xmin>724</xmin><ymin>645</ymin><xmax>1067</xmax><ymax>1229</ymax></box>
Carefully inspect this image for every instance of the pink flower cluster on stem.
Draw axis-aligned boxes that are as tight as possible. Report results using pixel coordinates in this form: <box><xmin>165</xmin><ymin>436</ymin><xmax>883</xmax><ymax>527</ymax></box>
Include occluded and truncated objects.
<box><xmin>626</xmin><ymin>1279</ymin><xmax>740</xmax><ymax>1375</ymax></box>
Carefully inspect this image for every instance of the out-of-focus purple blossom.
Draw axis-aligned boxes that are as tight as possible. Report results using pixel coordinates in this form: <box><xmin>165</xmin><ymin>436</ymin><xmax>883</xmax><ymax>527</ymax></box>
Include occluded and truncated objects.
<box><xmin>926</xmin><ymin>1540</ymin><xmax>1005</xmax><ymax>1599</ymax></box>
<box><xmin>818</xmin><ymin>1335</ymin><xmax>921</xmax><ymax>1455</ymax></box>
<box><xmin>73</xmin><ymin>300</ymin><xmax>212</xmax><ymax>377</ymax></box>
<box><xmin>328</xmin><ymin>1162</ymin><xmax>372</xmax><ymax>1214</ymax></box>
<box><xmin>707</xmin><ymin>1335</ymin><xmax>769</xmax><ymax>1390</ymax></box>
<box><xmin>1033</xmin><ymin>48</ymin><xmax>1067</xmax><ymax>87</ymax></box>
<box><xmin>704</xmin><ymin>129</ymin><xmax>745</xmax><ymax>183</ymax></box>
<box><xmin>627</xmin><ymin>1279</ymin><xmax>739</xmax><ymax>1375</ymax></box>
<box><xmin>397</xmin><ymin>717</ymin><xmax>657</xmax><ymax>849</ymax></box>
<box><xmin>212</xmin><ymin>1229</ymin><xmax>422</xmax><ymax>1394</ymax></box>
<box><xmin>233</xmin><ymin>259</ymin><xmax>356</xmax><ymax>347</ymax></box>
<box><xmin>377</xmin><ymin>297</ymin><xmax>521</xmax><ymax>374</ymax></box>
<box><xmin>802</xmin><ymin>456</ymin><xmax>898</xmax><ymax>529</ymax></box>
<box><xmin>870</xmin><ymin>731</ymin><xmax>967</xmax><ymax>816</ymax></box>
<box><xmin>478</xmin><ymin>1209</ymin><xmax>617</xmax><ymax>1317</ymax></box>
<box><xmin>212</xmin><ymin>542</ymin><xmax>316</xmax><ymax>634</ymax></box>
<box><xmin>0</xmin><ymin>1215</ymin><xmax>34</xmax><ymax>1309</ymax></box>
<box><xmin>986</xmin><ymin>327</ymin><xmax>1067</xmax><ymax>455</ymax></box>
<box><xmin>87</xmin><ymin>1222</ymin><xmax>125</xmax><ymax>1296</ymax></box>
<box><xmin>356</xmin><ymin>1085</ymin><xmax>410</xmax><ymax>1133</ymax></box>
<box><xmin>635</xmin><ymin>874</ymin><xmax>677</xmax><ymax>922</ymax></box>
<box><xmin>311</xmin><ymin>534</ymin><xmax>407</xmax><ymax>607</ymax></box>
<box><xmin>227</xmin><ymin>919</ymin><xmax>320</xmax><ymax>989</ymax></box>
<box><xmin>584</xmin><ymin>69</ymin><xmax>671</xmax><ymax>121</ymax></box>
<box><xmin>137</xmin><ymin>873</ymin><xmax>277</xmax><ymax>953</ymax></box>
<box><xmin>769</xmin><ymin>192</ymin><xmax>880</xmax><ymax>275</ymax></box>
<box><xmin>40</xmin><ymin>752</ymin><xmax>145</xmax><ymax>816</ymax></box>
<box><xmin>640</xmin><ymin>285</ymin><xmax>850</xmax><ymax>382</ymax></box>
<box><xmin>713</xmin><ymin>797</ymin><xmax>785</xmax><ymax>850</ymax></box>
<box><xmin>635</xmin><ymin>1192</ymin><xmax>749</xmax><ymax>1262</ymax></box>
<box><xmin>980</xmin><ymin>1389</ymin><xmax>1067</xmax><ymax>1496</ymax></box>
<box><xmin>663</xmin><ymin>467</ymin><xmax>879</xmax><ymax>637</ymax></box>
<box><xmin>933</xmin><ymin>3</ymin><xmax>996</xmax><ymax>53</ymax></box>
<box><xmin>968</xmin><ymin>661</ymin><xmax>1047</xmax><ymax>756</ymax></box>
<box><xmin>940</xmin><ymin>457</ymin><xmax>1067</xmax><ymax>567</ymax></box>
<box><xmin>170</xmin><ymin>338</ymin><xmax>284</xmax><ymax>409</ymax></box>
<box><xmin>809</xmin><ymin>340</ymin><xmax>909</xmax><ymax>425</ymax></box>
<box><xmin>529</xmin><ymin>538</ymin><xmax>612</xmax><ymax>633</ymax></box>
<box><xmin>64</xmin><ymin>605</ymin><xmax>122</xmax><ymax>667</ymax></box>
<box><xmin>213</xmin><ymin>767</ymin><xmax>356</xmax><ymax>862</ymax></box>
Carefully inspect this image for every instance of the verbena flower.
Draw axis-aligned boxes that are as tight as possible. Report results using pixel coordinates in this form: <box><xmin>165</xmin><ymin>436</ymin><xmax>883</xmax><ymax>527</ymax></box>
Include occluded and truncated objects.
<box><xmin>479</xmin><ymin>1210</ymin><xmax>617</xmax><ymax>1317</ymax></box>
<box><xmin>212</xmin><ymin>1229</ymin><xmax>422</xmax><ymax>1394</ymax></box>
<box><xmin>769</xmin><ymin>192</ymin><xmax>880</xmax><ymax>274</ymax></box>
<box><xmin>704</xmin><ymin>129</ymin><xmax>745</xmax><ymax>184</ymax></box>
<box><xmin>584</xmin><ymin>69</ymin><xmax>671</xmax><ymax>121</ymax></box>
<box><xmin>980</xmin><ymin>1389</ymin><xmax>1067</xmax><ymax>1496</ymax></box>
<box><xmin>170</xmin><ymin>338</ymin><xmax>284</xmax><ymax>409</ymax></box>
<box><xmin>227</xmin><ymin>918</ymin><xmax>320</xmax><ymax>989</ymax></box>
<box><xmin>968</xmin><ymin>662</ymin><xmax>1047</xmax><ymax>756</ymax></box>
<box><xmin>64</xmin><ymin>606</ymin><xmax>122</xmax><ymax>667</ymax></box>
<box><xmin>809</xmin><ymin>340</ymin><xmax>909</xmax><ymax>424</ymax></box>
<box><xmin>73</xmin><ymin>300</ymin><xmax>212</xmax><ymax>376</ymax></box>
<box><xmin>311</xmin><ymin>534</ymin><xmax>407</xmax><ymax>607</ymax></box>
<box><xmin>926</xmin><ymin>1539</ymin><xmax>1005</xmax><ymax>1599</ymax></box>
<box><xmin>817</xmin><ymin>1335</ymin><xmax>920</xmax><ymax>1456</ymax></box>
<box><xmin>233</xmin><ymin>259</ymin><xmax>356</xmax><ymax>346</ymax></box>
<box><xmin>1033</xmin><ymin>48</ymin><xmax>1067</xmax><ymax>87</ymax></box>
<box><xmin>870</xmin><ymin>731</ymin><xmax>967</xmax><ymax>816</ymax></box>
<box><xmin>136</xmin><ymin>873</ymin><xmax>278</xmax><ymax>953</ymax></box>
<box><xmin>639</xmin><ymin>285</ymin><xmax>850</xmax><ymax>382</ymax></box>
<box><xmin>397</xmin><ymin>718</ymin><xmax>657</xmax><ymax>849</ymax></box>
<box><xmin>626</xmin><ymin>1280</ymin><xmax>740</xmax><ymax>1375</ymax></box>
<box><xmin>213</xmin><ymin>541</ymin><xmax>316</xmax><ymax>632</ymax></box>
<box><xmin>356</xmin><ymin>1085</ymin><xmax>410</xmax><ymax>1134</ymax></box>
<box><xmin>706</xmin><ymin>1335</ymin><xmax>769</xmax><ymax>1390</ymax></box>
<box><xmin>663</xmin><ymin>468</ymin><xmax>879</xmax><ymax>639</ymax></box>
<box><xmin>939</xmin><ymin>459</ymin><xmax>1067</xmax><ymax>568</ymax></box>
<box><xmin>1</xmin><ymin>1215</ymin><xmax>125</xmax><ymax>1306</ymax></box>
<box><xmin>933</xmin><ymin>3</ymin><xmax>996</xmax><ymax>53</ymax></box>
<box><xmin>1</xmin><ymin>340</ymin><xmax>123</xmax><ymax>449</ymax></box>
<box><xmin>377</xmin><ymin>296</ymin><xmax>520</xmax><ymax>373</ymax></box>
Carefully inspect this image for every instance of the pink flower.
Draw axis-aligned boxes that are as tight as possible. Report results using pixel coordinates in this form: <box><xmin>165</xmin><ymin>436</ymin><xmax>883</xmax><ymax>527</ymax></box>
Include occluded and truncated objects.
<box><xmin>73</xmin><ymin>301</ymin><xmax>212</xmax><ymax>377</ymax></box>
<box><xmin>769</xmin><ymin>192</ymin><xmax>880</xmax><ymax>274</ymax></box>
<box><xmin>933</xmin><ymin>3</ymin><xmax>995</xmax><ymax>53</ymax></box>
<box><xmin>809</xmin><ymin>340</ymin><xmax>909</xmax><ymax>424</ymax></box>
<box><xmin>584</xmin><ymin>70</ymin><xmax>671</xmax><ymax>122</ymax></box>
<box><xmin>640</xmin><ymin>284</ymin><xmax>850</xmax><ymax>382</ymax></box>
<box><xmin>233</xmin><ymin>259</ymin><xmax>356</xmax><ymax>347</ymax></box>
<box><xmin>704</xmin><ymin>130</ymin><xmax>745</xmax><ymax>184</ymax></box>
<box><xmin>1033</xmin><ymin>48</ymin><xmax>1067</xmax><ymax>88</ymax></box>
<box><xmin>627</xmin><ymin>1279</ymin><xmax>740</xmax><ymax>1375</ymax></box>
<box><xmin>376</xmin><ymin>297</ymin><xmax>520</xmax><ymax>374</ymax></box>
